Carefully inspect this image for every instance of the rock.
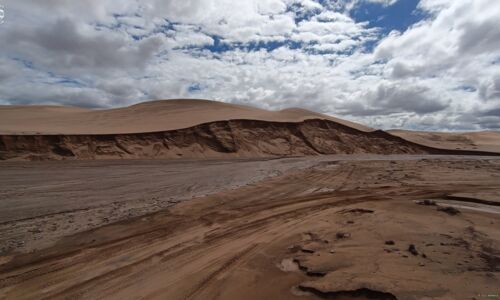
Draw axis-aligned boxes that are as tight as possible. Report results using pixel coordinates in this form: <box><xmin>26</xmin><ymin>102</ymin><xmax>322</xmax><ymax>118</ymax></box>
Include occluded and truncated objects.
<box><xmin>340</xmin><ymin>208</ymin><xmax>374</xmax><ymax>214</ymax></box>
<box><xmin>437</xmin><ymin>206</ymin><xmax>461</xmax><ymax>215</ymax></box>
<box><xmin>287</xmin><ymin>245</ymin><xmax>301</xmax><ymax>253</ymax></box>
<box><xmin>300</xmin><ymin>247</ymin><xmax>315</xmax><ymax>254</ymax></box>
<box><xmin>408</xmin><ymin>244</ymin><xmax>419</xmax><ymax>256</ymax></box>
<box><xmin>306</xmin><ymin>270</ymin><xmax>327</xmax><ymax>277</ymax></box>
<box><xmin>302</xmin><ymin>232</ymin><xmax>320</xmax><ymax>241</ymax></box>
<box><xmin>385</xmin><ymin>240</ymin><xmax>395</xmax><ymax>245</ymax></box>
<box><xmin>416</xmin><ymin>199</ymin><xmax>436</xmax><ymax>206</ymax></box>
<box><xmin>336</xmin><ymin>232</ymin><xmax>351</xmax><ymax>239</ymax></box>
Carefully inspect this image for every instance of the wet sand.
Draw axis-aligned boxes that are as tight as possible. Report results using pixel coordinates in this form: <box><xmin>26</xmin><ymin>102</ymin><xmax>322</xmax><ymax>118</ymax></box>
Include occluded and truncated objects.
<box><xmin>0</xmin><ymin>155</ymin><xmax>499</xmax><ymax>299</ymax></box>
<box><xmin>0</xmin><ymin>157</ymin><xmax>320</xmax><ymax>254</ymax></box>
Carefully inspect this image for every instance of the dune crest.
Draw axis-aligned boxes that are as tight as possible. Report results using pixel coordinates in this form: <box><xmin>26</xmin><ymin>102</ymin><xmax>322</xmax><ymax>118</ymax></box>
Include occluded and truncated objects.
<box><xmin>0</xmin><ymin>99</ymin><xmax>372</xmax><ymax>135</ymax></box>
<box><xmin>389</xmin><ymin>130</ymin><xmax>500</xmax><ymax>153</ymax></box>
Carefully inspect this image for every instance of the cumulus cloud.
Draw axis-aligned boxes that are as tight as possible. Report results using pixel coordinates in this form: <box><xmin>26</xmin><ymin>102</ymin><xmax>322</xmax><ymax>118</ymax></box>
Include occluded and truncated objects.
<box><xmin>340</xmin><ymin>83</ymin><xmax>449</xmax><ymax>116</ymax></box>
<box><xmin>0</xmin><ymin>0</ymin><xmax>499</xmax><ymax>130</ymax></box>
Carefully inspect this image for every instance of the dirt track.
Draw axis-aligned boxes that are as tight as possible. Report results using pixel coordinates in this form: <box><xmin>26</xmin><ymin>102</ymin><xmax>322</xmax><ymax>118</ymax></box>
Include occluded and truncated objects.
<box><xmin>0</xmin><ymin>156</ymin><xmax>499</xmax><ymax>299</ymax></box>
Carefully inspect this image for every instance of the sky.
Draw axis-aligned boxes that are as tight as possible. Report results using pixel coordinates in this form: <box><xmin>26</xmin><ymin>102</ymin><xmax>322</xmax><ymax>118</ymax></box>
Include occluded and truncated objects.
<box><xmin>0</xmin><ymin>0</ymin><xmax>499</xmax><ymax>131</ymax></box>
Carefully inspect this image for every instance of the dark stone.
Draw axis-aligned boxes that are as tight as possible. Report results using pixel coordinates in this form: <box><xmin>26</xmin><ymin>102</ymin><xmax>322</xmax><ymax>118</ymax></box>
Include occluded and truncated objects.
<box><xmin>336</xmin><ymin>232</ymin><xmax>351</xmax><ymax>239</ymax></box>
<box><xmin>300</xmin><ymin>247</ymin><xmax>315</xmax><ymax>254</ymax></box>
<box><xmin>437</xmin><ymin>206</ymin><xmax>461</xmax><ymax>215</ymax></box>
<box><xmin>408</xmin><ymin>244</ymin><xmax>419</xmax><ymax>256</ymax></box>
<box><xmin>416</xmin><ymin>199</ymin><xmax>436</xmax><ymax>206</ymax></box>
<box><xmin>341</xmin><ymin>208</ymin><xmax>374</xmax><ymax>214</ymax></box>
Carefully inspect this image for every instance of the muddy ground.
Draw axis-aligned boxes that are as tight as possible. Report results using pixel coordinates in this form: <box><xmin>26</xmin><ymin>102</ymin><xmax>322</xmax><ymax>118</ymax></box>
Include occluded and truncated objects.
<box><xmin>0</xmin><ymin>155</ymin><xmax>499</xmax><ymax>299</ymax></box>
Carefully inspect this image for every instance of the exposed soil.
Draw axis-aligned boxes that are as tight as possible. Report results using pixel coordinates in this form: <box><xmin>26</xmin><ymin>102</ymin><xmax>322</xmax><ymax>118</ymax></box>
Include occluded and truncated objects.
<box><xmin>0</xmin><ymin>156</ymin><xmax>499</xmax><ymax>299</ymax></box>
<box><xmin>1</xmin><ymin>119</ymin><xmax>498</xmax><ymax>161</ymax></box>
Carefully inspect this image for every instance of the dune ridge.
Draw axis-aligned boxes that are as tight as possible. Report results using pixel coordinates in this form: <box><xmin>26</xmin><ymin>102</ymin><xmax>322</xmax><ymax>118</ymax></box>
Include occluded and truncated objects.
<box><xmin>389</xmin><ymin>129</ymin><xmax>500</xmax><ymax>153</ymax></box>
<box><xmin>1</xmin><ymin>118</ymin><xmax>498</xmax><ymax>161</ymax></box>
<box><xmin>0</xmin><ymin>99</ymin><xmax>372</xmax><ymax>134</ymax></box>
<box><xmin>1</xmin><ymin>99</ymin><xmax>498</xmax><ymax>160</ymax></box>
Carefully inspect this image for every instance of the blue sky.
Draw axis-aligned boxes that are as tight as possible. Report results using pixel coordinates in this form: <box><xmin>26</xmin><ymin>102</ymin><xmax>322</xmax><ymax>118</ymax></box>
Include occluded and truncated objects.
<box><xmin>175</xmin><ymin>0</ymin><xmax>426</xmax><ymax>55</ymax></box>
<box><xmin>0</xmin><ymin>0</ymin><xmax>499</xmax><ymax>130</ymax></box>
<box><xmin>351</xmin><ymin>0</ymin><xmax>423</xmax><ymax>33</ymax></box>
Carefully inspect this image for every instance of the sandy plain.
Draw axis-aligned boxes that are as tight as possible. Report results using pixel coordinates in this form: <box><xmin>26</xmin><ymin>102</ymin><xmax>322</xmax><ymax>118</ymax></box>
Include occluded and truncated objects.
<box><xmin>0</xmin><ymin>155</ymin><xmax>499</xmax><ymax>300</ymax></box>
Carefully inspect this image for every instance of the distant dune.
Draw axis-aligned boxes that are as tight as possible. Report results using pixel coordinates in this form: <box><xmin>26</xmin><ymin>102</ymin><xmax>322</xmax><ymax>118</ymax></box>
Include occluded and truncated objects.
<box><xmin>0</xmin><ymin>99</ymin><xmax>372</xmax><ymax>135</ymax></box>
<box><xmin>0</xmin><ymin>99</ymin><xmax>498</xmax><ymax>160</ymax></box>
<box><xmin>389</xmin><ymin>130</ymin><xmax>500</xmax><ymax>153</ymax></box>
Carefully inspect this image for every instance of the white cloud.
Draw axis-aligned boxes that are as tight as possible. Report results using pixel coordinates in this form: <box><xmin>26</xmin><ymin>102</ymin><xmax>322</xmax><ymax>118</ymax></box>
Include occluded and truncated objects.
<box><xmin>0</xmin><ymin>0</ymin><xmax>499</xmax><ymax>130</ymax></box>
<box><xmin>365</xmin><ymin>0</ymin><xmax>398</xmax><ymax>6</ymax></box>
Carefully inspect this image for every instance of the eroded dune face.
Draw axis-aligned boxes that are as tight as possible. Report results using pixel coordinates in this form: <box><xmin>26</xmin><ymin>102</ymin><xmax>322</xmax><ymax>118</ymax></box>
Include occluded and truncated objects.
<box><xmin>1</xmin><ymin>119</ymin><xmax>497</xmax><ymax>161</ymax></box>
<box><xmin>1</xmin><ymin>99</ymin><xmax>498</xmax><ymax>161</ymax></box>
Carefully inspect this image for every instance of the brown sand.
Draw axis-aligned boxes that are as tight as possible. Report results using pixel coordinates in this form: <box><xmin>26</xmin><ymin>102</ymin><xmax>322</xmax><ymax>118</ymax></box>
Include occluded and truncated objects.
<box><xmin>1</xmin><ymin>99</ymin><xmax>499</xmax><ymax>299</ymax></box>
<box><xmin>389</xmin><ymin>130</ymin><xmax>500</xmax><ymax>153</ymax></box>
<box><xmin>0</xmin><ymin>99</ymin><xmax>372</xmax><ymax>135</ymax></box>
<box><xmin>1</xmin><ymin>100</ymin><xmax>499</xmax><ymax>161</ymax></box>
<box><xmin>5</xmin><ymin>119</ymin><xmax>497</xmax><ymax>161</ymax></box>
<box><xmin>2</xmin><ymin>100</ymin><xmax>499</xmax><ymax>161</ymax></box>
<box><xmin>0</xmin><ymin>155</ymin><xmax>499</xmax><ymax>299</ymax></box>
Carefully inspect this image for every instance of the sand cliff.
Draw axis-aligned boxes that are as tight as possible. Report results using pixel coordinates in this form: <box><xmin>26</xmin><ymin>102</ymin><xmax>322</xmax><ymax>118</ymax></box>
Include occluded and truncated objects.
<box><xmin>1</xmin><ymin>99</ymin><xmax>498</xmax><ymax>160</ymax></box>
<box><xmin>1</xmin><ymin>119</ymin><xmax>497</xmax><ymax>161</ymax></box>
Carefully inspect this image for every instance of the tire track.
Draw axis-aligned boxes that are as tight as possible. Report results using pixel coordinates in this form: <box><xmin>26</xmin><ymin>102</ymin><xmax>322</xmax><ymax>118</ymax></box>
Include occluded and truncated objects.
<box><xmin>184</xmin><ymin>244</ymin><xmax>258</xmax><ymax>300</ymax></box>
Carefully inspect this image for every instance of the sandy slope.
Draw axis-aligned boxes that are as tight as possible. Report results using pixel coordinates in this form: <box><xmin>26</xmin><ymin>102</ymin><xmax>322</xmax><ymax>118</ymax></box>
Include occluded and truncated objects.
<box><xmin>3</xmin><ymin>119</ymin><xmax>497</xmax><ymax>161</ymax></box>
<box><xmin>1</xmin><ymin>99</ymin><xmax>498</xmax><ymax>161</ymax></box>
<box><xmin>389</xmin><ymin>130</ymin><xmax>500</xmax><ymax>153</ymax></box>
<box><xmin>0</xmin><ymin>99</ymin><xmax>372</xmax><ymax>134</ymax></box>
<box><xmin>0</xmin><ymin>119</ymin><xmax>495</xmax><ymax>160</ymax></box>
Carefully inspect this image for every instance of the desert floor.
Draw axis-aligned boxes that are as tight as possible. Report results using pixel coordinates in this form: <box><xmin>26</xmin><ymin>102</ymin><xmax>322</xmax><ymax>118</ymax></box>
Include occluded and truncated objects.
<box><xmin>0</xmin><ymin>155</ymin><xmax>499</xmax><ymax>300</ymax></box>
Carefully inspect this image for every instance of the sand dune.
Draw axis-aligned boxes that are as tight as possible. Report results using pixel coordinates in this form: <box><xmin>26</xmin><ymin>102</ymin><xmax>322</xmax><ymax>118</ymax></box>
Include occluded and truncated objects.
<box><xmin>0</xmin><ymin>99</ymin><xmax>372</xmax><ymax>135</ymax></box>
<box><xmin>2</xmin><ymin>119</ymin><xmax>497</xmax><ymax>161</ymax></box>
<box><xmin>389</xmin><ymin>130</ymin><xmax>500</xmax><ymax>153</ymax></box>
<box><xmin>1</xmin><ymin>99</ymin><xmax>498</xmax><ymax>160</ymax></box>
<box><xmin>1</xmin><ymin>101</ymin><xmax>500</xmax><ymax>299</ymax></box>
